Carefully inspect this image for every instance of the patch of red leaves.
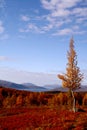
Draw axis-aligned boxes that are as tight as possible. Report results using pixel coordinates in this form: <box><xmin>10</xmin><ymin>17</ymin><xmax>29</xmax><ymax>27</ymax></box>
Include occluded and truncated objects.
<box><xmin>0</xmin><ymin>107</ymin><xmax>87</xmax><ymax>130</ymax></box>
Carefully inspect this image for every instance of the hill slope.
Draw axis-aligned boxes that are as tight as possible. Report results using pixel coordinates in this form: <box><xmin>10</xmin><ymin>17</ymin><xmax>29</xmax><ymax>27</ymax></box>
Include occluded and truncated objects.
<box><xmin>0</xmin><ymin>80</ymin><xmax>48</xmax><ymax>92</ymax></box>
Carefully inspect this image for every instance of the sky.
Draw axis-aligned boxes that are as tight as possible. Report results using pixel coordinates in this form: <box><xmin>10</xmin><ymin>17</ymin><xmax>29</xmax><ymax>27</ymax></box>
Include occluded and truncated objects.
<box><xmin>0</xmin><ymin>0</ymin><xmax>87</xmax><ymax>86</ymax></box>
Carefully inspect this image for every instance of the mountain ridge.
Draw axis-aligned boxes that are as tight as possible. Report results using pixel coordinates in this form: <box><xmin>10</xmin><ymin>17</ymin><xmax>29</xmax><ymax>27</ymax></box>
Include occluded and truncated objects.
<box><xmin>0</xmin><ymin>80</ymin><xmax>48</xmax><ymax>92</ymax></box>
<box><xmin>0</xmin><ymin>80</ymin><xmax>87</xmax><ymax>92</ymax></box>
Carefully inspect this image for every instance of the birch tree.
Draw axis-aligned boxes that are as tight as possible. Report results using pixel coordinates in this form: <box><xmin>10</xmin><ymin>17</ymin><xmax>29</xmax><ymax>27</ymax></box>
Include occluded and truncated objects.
<box><xmin>58</xmin><ymin>37</ymin><xmax>83</xmax><ymax>112</ymax></box>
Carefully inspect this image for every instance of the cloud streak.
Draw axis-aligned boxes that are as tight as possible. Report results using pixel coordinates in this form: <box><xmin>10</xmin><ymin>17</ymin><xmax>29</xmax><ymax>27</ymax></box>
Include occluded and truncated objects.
<box><xmin>20</xmin><ymin>15</ymin><xmax>30</xmax><ymax>22</ymax></box>
<box><xmin>0</xmin><ymin>0</ymin><xmax>5</xmax><ymax>9</ymax></box>
<box><xmin>0</xmin><ymin>34</ymin><xmax>9</xmax><ymax>40</ymax></box>
<box><xmin>52</xmin><ymin>27</ymin><xmax>86</xmax><ymax>36</ymax></box>
<box><xmin>0</xmin><ymin>21</ymin><xmax>4</xmax><ymax>33</ymax></box>
<box><xmin>0</xmin><ymin>67</ymin><xmax>60</xmax><ymax>86</ymax></box>
<box><xmin>19</xmin><ymin>23</ymin><xmax>45</xmax><ymax>34</ymax></box>
<box><xmin>0</xmin><ymin>0</ymin><xmax>6</xmax><ymax>18</ymax></box>
<box><xmin>0</xmin><ymin>21</ymin><xmax>9</xmax><ymax>40</ymax></box>
<box><xmin>0</xmin><ymin>56</ymin><xmax>11</xmax><ymax>61</ymax></box>
<box><xmin>0</xmin><ymin>67</ymin><xmax>86</xmax><ymax>86</ymax></box>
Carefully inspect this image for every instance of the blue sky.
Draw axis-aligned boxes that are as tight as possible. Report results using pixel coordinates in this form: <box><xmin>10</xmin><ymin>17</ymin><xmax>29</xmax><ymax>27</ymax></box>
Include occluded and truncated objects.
<box><xmin>0</xmin><ymin>0</ymin><xmax>87</xmax><ymax>86</ymax></box>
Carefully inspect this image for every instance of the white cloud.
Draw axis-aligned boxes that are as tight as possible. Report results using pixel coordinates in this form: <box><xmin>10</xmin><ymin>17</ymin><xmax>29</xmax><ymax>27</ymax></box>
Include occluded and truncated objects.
<box><xmin>0</xmin><ymin>21</ymin><xmax>4</xmax><ymax>33</ymax></box>
<box><xmin>19</xmin><ymin>28</ymin><xmax>25</xmax><ymax>33</ymax></box>
<box><xmin>0</xmin><ymin>34</ymin><xmax>9</xmax><ymax>40</ymax></box>
<box><xmin>41</xmin><ymin>0</ymin><xmax>81</xmax><ymax>10</ymax></box>
<box><xmin>73</xmin><ymin>7</ymin><xmax>87</xmax><ymax>17</ymax></box>
<box><xmin>74</xmin><ymin>30</ymin><xmax>86</xmax><ymax>35</ymax></box>
<box><xmin>51</xmin><ymin>9</ymin><xmax>70</xmax><ymax>17</ymax></box>
<box><xmin>52</xmin><ymin>27</ymin><xmax>86</xmax><ymax>36</ymax></box>
<box><xmin>0</xmin><ymin>67</ymin><xmax>60</xmax><ymax>86</ymax></box>
<box><xmin>0</xmin><ymin>21</ymin><xmax>2</xmax><ymax>25</ymax></box>
<box><xmin>0</xmin><ymin>0</ymin><xmax>5</xmax><ymax>9</ymax></box>
<box><xmin>72</xmin><ymin>25</ymin><xmax>79</xmax><ymax>30</ymax></box>
<box><xmin>0</xmin><ymin>56</ymin><xmax>10</xmax><ymax>61</ymax></box>
<box><xmin>28</xmin><ymin>23</ymin><xmax>38</xmax><ymax>30</ymax></box>
<box><xmin>0</xmin><ymin>67</ymin><xmax>86</xmax><ymax>86</ymax></box>
<box><xmin>0</xmin><ymin>26</ymin><xmax>4</xmax><ymax>33</ymax></box>
<box><xmin>21</xmin><ymin>15</ymin><xmax>30</xmax><ymax>22</ymax></box>
<box><xmin>41</xmin><ymin>0</ymin><xmax>81</xmax><ymax>15</ymax></box>
<box><xmin>53</xmin><ymin>28</ymin><xmax>72</xmax><ymax>36</ymax></box>
<box><xmin>76</xmin><ymin>17</ymin><xmax>87</xmax><ymax>24</ymax></box>
<box><xmin>34</xmin><ymin>9</ymin><xmax>39</xmax><ymax>14</ymax></box>
<box><xmin>0</xmin><ymin>21</ymin><xmax>9</xmax><ymax>40</ymax></box>
<box><xmin>19</xmin><ymin>0</ymin><xmax>87</xmax><ymax>36</ymax></box>
<box><xmin>40</xmin><ymin>0</ymin><xmax>84</xmax><ymax>19</ymax></box>
<box><xmin>19</xmin><ymin>23</ymin><xmax>45</xmax><ymax>34</ymax></box>
<box><xmin>42</xmin><ymin>24</ymin><xmax>53</xmax><ymax>31</ymax></box>
<box><xmin>41</xmin><ymin>0</ymin><xmax>54</xmax><ymax>10</ymax></box>
<box><xmin>40</xmin><ymin>0</ymin><xmax>87</xmax><ymax>31</ymax></box>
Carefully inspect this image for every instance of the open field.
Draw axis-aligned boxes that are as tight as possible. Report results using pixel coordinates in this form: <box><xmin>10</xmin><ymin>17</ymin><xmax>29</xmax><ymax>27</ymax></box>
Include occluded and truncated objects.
<box><xmin>0</xmin><ymin>106</ymin><xmax>87</xmax><ymax>130</ymax></box>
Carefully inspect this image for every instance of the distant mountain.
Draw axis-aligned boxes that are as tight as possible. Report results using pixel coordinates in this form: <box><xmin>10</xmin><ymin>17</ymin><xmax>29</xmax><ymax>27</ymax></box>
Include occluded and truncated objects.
<box><xmin>44</xmin><ymin>84</ymin><xmax>61</xmax><ymax>89</ymax></box>
<box><xmin>50</xmin><ymin>87</ymin><xmax>68</xmax><ymax>92</ymax></box>
<box><xmin>50</xmin><ymin>85</ymin><xmax>87</xmax><ymax>92</ymax></box>
<box><xmin>0</xmin><ymin>80</ymin><xmax>26</xmax><ymax>90</ymax></box>
<box><xmin>0</xmin><ymin>80</ymin><xmax>48</xmax><ymax>92</ymax></box>
<box><xmin>0</xmin><ymin>80</ymin><xmax>87</xmax><ymax>92</ymax></box>
<box><xmin>22</xmin><ymin>83</ymin><xmax>37</xmax><ymax>87</ymax></box>
<box><xmin>22</xmin><ymin>83</ymin><xmax>48</xmax><ymax>92</ymax></box>
<box><xmin>75</xmin><ymin>86</ymin><xmax>87</xmax><ymax>92</ymax></box>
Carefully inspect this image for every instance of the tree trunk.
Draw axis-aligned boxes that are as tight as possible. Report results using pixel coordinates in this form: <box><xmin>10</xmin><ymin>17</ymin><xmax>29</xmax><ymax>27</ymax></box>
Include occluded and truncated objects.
<box><xmin>68</xmin><ymin>89</ymin><xmax>76</xmax><ymax>112</ymax></box>
<box><xmin>71</xmin><ymin>90</ymin><xmax>76</xmax><ymax>112</ymax></box>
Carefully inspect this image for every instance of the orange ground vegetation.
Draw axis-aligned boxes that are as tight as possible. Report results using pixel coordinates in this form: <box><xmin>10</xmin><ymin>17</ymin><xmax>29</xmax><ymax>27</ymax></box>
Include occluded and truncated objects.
<box><xmin>0</xmin><ymin>87</ymin><xmax>87</xmax><ymax>130</ymax></box>
<box><xmin>0</xmin><ymin>107</ymin><xmax>87</xmax><ymax>130</ymax></box>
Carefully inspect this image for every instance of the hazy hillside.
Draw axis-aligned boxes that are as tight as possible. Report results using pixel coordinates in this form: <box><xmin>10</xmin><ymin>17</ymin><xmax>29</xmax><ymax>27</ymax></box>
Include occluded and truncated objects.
<box><xmin>0</xmin><ymin>80</ymin><xmax>48</xmax><ymax>92</ymax></box>
<box><xmin>50</xmin><ymin>85</ymin><xmax>87</xmax><ymax>92</ymax></box>
<box><xmin>22</xmin><ymin>83</ymin><xmax>48</xmax><ymax>91</ymax></box>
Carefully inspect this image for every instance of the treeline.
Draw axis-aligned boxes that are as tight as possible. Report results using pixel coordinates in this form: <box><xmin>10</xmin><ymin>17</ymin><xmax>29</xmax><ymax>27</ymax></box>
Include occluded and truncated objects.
<box><xmin>0</xmin><ymin>86</ymin><xmax>87</xmax><ymax>108</ymax></box>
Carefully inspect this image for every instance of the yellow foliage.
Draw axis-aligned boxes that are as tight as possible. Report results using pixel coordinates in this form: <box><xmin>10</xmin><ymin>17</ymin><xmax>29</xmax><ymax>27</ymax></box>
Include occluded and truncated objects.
<box><xmin>58</xmin><ymin>37</ymin><xmax>83</xmax><ymax>90</ymax></box>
